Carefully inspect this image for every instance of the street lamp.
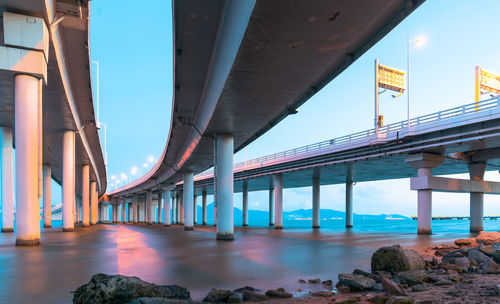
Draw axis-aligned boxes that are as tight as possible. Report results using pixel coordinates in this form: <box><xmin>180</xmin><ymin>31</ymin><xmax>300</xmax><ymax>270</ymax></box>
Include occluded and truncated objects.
<box><xmin>407</xmin><ymin>35</ymin><xmax>426</xmax><ymax>127</ymax></box>
<box><xmin>148</xmin><ymin>156</ymin><xmax>154</xmax><ymax>163</ymax></box>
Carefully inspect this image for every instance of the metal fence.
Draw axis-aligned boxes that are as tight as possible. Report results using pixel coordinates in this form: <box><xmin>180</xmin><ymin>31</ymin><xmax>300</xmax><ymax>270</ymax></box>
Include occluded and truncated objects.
<box><xmin>195</xmin><ymin>97</ymin><xmax>500</xmax><ymax>179</ymax></box>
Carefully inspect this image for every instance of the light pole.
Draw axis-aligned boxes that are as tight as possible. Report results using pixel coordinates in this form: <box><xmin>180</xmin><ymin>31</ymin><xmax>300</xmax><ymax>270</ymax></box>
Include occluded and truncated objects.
<box><xmin>91</xmin><ymin>60</ymin><xmax>100</xmax><ymax>128</ymax></box>
<box><xmin>407</xmin><ymin>35</ymin><xmax>426</xmax><ymax>128</ymax></box>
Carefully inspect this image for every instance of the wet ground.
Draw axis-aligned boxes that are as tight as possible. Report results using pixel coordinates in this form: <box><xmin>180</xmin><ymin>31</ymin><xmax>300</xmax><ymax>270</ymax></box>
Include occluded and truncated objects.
<box><xmin>0</xmin><ymin>223</ymin><xmax>475</xmax><ymax>304</ymax></box>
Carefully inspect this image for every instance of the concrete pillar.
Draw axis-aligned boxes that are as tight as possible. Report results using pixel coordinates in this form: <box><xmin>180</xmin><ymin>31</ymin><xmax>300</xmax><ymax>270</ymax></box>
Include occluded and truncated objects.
<box><xmin>243</xmin><ymin>181</ymin><xmax>248</xmax><ymax>227</ymax></box>
<box><xmin>406</xmin><ymin>153</ymin><xmax>445</xmax><ymax>235</ymax></box>
<box><xmin>146</xmin><ymin>191</ymin><xmax>152</xmax><ymax>225</ymax></box>
<box><xmin>312</xmin><ymin>175</ymin><xmax>320</xmax><ymax>229</ymax></box>
<box><xmin>183</xmin><ymin>172</ymin><xmax>194</xmax><ymax>230</ymax></box>
<box><xmin>1</xmin><ymin>127</ymin><xmax>14</xmax><ymax>233</ymax></box>
<box><xmin>163</xmin><ymin>190</ymin><xmax>171</xmax><ymax>226</ymax></box>
<box><xmin>42</xmin><ymin>164</ymin><xmax>52</xmax><ymax>228</ymax></box>
<box><xmin>157</xmin><ymin>192</ymin><xmax>162</xmax><ymax>224</ymax></box>
<box><xmin>202</xmin><ymin>191</ymin><xmax>207</xmax><ymax>225</ymax></box>
<box><xmin>346</xmin><ymin>181</ymin><xmax>353</xmax><ymax>228</ymax></box>
<box><xmin>15</xmin><ymin>75</ymin><xmax>42</xmax><ymax>245</ymax></box>
<box><xmin>133</xmin><ymin>196</ymin><xmax>138</xmax><ymax>224</ymax></box>
<box><xmin>469</xmin><ymin>162</ymin><xmax>486</xmax><ymax>233</ymax></box>
<box><xmin>76</xmin><ymin>196</ymin><xmax>80</xmax><ymax>224</ymax></box>
<box><xmin>274</xmin><ymin>174</ymin><xmax>283</xmax><ymax>229</ymax></box>
<box><xmin>90</xmin><ymin>181</ymin><xmax>97</xmax><ymax>225</ymax></box>
<box><xmin>122</xmin><ymin>199</ymin><xmax>126</xmax><ymax>223</ymax></box>
<box><xmin>215</xmin><ymin>134</ymin><xmax>234</xmax><ymax>240</ymax></box>
<box><xmin>179</xmin><ymin>190</ymin><xmax>184</xmax><ymax>225</ymax></box>
<box><xmin>62</xmin><ymin>130</ymin><xmax>75</xmax><ymax>232</ymax></box>
<box><xmin>269</xmin><ymin>186</ymin><xmax>275</xmax><ymax>226</ymax></box>
<box><xmin>193</xmin><ymin>194</ymin><xmax>198</xmax><ymax>225</ymax></box>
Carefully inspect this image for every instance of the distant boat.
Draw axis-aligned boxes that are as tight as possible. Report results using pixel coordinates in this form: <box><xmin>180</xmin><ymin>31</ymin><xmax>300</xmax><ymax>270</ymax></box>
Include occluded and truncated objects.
<box><xmin>385</xmin><ymin>215</ymin><xmax>405</xmax><ymax>220</ymax></box>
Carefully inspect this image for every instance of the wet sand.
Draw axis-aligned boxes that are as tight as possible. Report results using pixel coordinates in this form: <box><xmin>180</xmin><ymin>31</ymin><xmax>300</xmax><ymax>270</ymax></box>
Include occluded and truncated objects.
<box><xmin>0</xmin><ymin>223</ymin><xmax>475</xmax><ymax>304</ymax></box>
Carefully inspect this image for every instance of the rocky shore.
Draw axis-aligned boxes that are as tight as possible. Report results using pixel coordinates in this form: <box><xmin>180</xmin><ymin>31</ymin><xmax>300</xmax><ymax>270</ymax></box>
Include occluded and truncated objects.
<box><xmin>73</xmin><ymin>231</ymin><xmax>500</xmax><ymax>304</ymax></box>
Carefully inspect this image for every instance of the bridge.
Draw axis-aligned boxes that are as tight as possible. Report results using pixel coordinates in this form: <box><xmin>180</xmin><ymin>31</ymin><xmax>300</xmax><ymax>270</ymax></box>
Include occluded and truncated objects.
<box><xmin>0</xmin><ymin>0</ymin><xmax>106</xmax><ymax>246</ymax></box>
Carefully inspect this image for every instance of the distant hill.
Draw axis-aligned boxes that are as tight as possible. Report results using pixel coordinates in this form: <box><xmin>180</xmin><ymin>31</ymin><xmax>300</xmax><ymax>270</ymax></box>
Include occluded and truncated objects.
<box><xmin>196</xmin><ymin>203</ymin><xmax>409</xmax><ymax>221</ymax></box>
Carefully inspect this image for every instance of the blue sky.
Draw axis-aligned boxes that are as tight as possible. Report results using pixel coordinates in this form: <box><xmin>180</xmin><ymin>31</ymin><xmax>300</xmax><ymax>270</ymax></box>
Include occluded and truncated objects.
<box><xmin>82</xmin><ymin>0</ymin><xmax>500</xmax><ymax>216</ymax></box>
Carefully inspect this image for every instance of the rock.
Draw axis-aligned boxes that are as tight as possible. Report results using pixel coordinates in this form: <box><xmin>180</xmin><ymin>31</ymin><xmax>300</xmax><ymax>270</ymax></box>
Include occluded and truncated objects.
<box><xmin>241</xmin><ymin>291</ymin><xmax>269</xmax><ymax>302</ymax></box>
<box><xmin>455</xmin><ymin>238</ymin><xmax>476</xmax><ymax>247</ymax></box>
<box><xmin>264</xmin><ymin>288</ymin><xmax>292</xmax><ymax>298</ymax></box>
<box><xmin>203</xmin><ymin>289</ymin><xmax>232</xmax><ymax>303</ymax></box>
<box><xmin>475</xmin><ymin>231</ymin><xmax>500</xmax><ymax>245</ymax></box>
<box><xmin>309</xmin><ymin>291</ymin><xmax>335</xmax><ymax>297</ymax></box>
<box><xmin>308</xmin><ymin>278</ymin><xmax>321</xmax><ymax>283</ymax></box>
<box><xmin>395</xmin><ymin>270</ymin><xmax>429</xmax><ymax>285</ymax></box>
<box><xmin>127</xmin><ymin>299</ymin><xmax>193</xmax><ymax>304</ymax></box>
<box><xmin>493</xmin><ymin>250</ymin><xmax>500</xmax><ymax>264</ymax></box>
<box><xmin>441</xmin><ymin>251</ymin><xmax>465</xmax><ymax>264</ymax></box>
<box><xmin>434</xmin><ymin>279</ymin><xmax>452</xmax><ymax>285</ymax></box>
<box><xmin>227</xmin><ymin>293</ymin><xmax>242</xmax><ymax>303</ymax></box>
<box><xmin>386</xmin><ymin>296</ymin><xmax>414</xmax><ymax>304</ymax></box>
<box><xmin>298</xmin><ymin>279</ymin><xmax>306</xmax><ymax>283</ymax></box>
<box><xmin>411</xmin><ymin>284</ymin><xmax>428</xmax><ymax>292</ymax></box>
<box><xmin>338</xmin><ymin>296</ymin><xmax>362</xmax><ymax>304</ymax></box>
<box><xmin>458</xmin><ymin>246</ymin><xmax>475</xmax><ymax>256</ymax></box>
<box><xmin>353</xmin><ymin>269</ymin><xmax>382</xmax><ymax>282</ymax></box>
<box><xmin>381</xmin><ymin>277</ymin><xmax>407</xmax><ymax>297</ymax></box>
<box><xmin>371</xmin><ymin>245</ymin><xmax>425</xmax><ymax>273</ymax></box>
<box><xmin>338</xmin><ymin>273</ymin><xmax>376</xmax><ymax>291</ymax></box>
<box><xmin>438</xmin><ymin>262</ymin><xmax>463</xmax><ymax>273</ymax></box>
<box><xmin>373</xmin><ymin>271</ymin><xmax>393</xmax><ymax>279</ymax></box>
<box><xmin>73</xmin><ymin>273</ymin><xmax>190</xmax><ymax>304</ymax></box>
<box><xmin>373</xmin><ymin>283</ymin><xmax>384</xmax><ymax>292</ymax></box>
<box><xmin>336</xmin><ymin>283</ymin><xmax>351</xmax><ymax>293</ymax></box>
<box><xmin>233</xmin><ymin>286</ymin><xmax>257</xmax><ymax>293</ymax></box>
<box><xmin>495</xmin><ymin>284</ymin><xmax>500</xmax><ymax>296</ymax></box>
<box><xmin>454</xmin><ymin>257</ymin><xmax>470</xmax><ymax>272</ymax></box>
<box><xmin>322</xmin><ymin>279</ymin><xmax>332</xmax><ymax>285</ymax></box>
<box><xmin>492</xmin><ymin>242</ymin><xmax>500</xmax><ymax>250</ymax></box>
<box><xmin>369</xmin><ymin>294</ymin><xmax>389</xmax><ymax>304</ymax></box>
<box><xmin>468</xmin><ymin>249</ymin><xmax>500</xmax><ymax>273</ymax></box>
<box><xmin>479</xmin><ymin>244</ymin><xmax>496</xmax><ymax>256</ymax></box>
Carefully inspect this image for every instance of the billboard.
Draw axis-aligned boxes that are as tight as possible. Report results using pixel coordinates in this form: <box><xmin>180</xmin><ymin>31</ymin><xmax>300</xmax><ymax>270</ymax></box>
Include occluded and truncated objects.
<box><xmin>479</xmin><ymin>67</ymin><xmax>500</xmax><ymax>94</ymax></box>
<box><xmin>377</xmin><ymin>64</ymin><xmax>406</xmax><ymax>93</ymax></box>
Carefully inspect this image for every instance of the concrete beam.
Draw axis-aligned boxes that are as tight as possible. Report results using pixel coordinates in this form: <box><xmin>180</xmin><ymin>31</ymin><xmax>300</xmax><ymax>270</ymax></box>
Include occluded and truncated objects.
<box><xmin>410</xmin><ymin>176</ymin><xmax>500</xmax><ymax>194</ymax></box>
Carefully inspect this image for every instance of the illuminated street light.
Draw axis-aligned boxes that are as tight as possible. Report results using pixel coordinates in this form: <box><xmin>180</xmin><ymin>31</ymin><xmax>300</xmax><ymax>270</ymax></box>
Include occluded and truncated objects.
<box><xmin>111</xmin><ymin>174</ymin><xmax>116</xmax><ymax>180</ymax></box>
<box><xmin>148</xmin><ymin>156</ymin><xmax>154</xmax><ymax>163</ymax></box>
<box><xmin>407</xmin><ymin>35</ymin><xmax>426</xmax><ymax>127</ymax></box>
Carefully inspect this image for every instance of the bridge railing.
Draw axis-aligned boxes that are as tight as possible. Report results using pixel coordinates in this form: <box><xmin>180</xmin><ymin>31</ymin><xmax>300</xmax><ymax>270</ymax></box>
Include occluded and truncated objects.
<box><xmin>194</xmin><ymin>97</ymin><xmax>500</xmax><ymax>180</ymax></box>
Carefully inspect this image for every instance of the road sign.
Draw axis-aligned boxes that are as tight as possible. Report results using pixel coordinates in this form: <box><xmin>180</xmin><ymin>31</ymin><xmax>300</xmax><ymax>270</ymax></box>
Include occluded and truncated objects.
<box><xmin>378</xmin><ymin>64</ymin><xmax>406</xmax><ymax>93</ymax></box>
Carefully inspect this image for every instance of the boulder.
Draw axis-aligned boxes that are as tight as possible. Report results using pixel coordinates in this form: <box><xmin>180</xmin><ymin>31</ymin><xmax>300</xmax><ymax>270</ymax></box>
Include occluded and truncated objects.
<box><xmin>127</xmin><ymin>299</ymin><xmax>193</xmax><ymax>304</ymax></box>
<box><xmin>454</xmin><ymin>257</ymin><xmax>470</xmax><ymax>272</ymax></box>
<box><xmin>381</xmin><ymin>277</ymin><xmax>407</xmax><ymax>297</ymax></box>
<box><xmin>468</xmin><ymin>249</ymin><xmax>500</xmax><ymax>273</ymax></box>
<box><xmin>441</xmin><ymin>251</ymin><xmax>465</xmax><ymax>264</ymax></box>
<box><xmin>395</xmin><ymin>270</ymin><xmax>429</xmax><ymax>285</ymax></box>
<box><xmin>322</xmin><ymin>280</ymin><xmax>333</xmax><ymax>285</ymax></box>
<box><xmin>495</xmin><ymin>284</ymin><xmax>500</xmax><ymax>297</ymax></box>
<box><xmin>369</xmin><ymin>294</ymin><xmax>389</xmax><ymax>304</ymax></box>
<box><xmin>308</xmin><ymin>278</ymin><xmax>321</xmax><ymax>283</ymax></box>
<box><xmin>492</xmin><ymin>242</ymin><xmax>500</xmax><ymax>250</ymax></box>
<box><xmin>73</xmin><ymin>274</ymin><xmax>190</xmax><ymax>304</ymax></box>
<box><xmin>386</xmin><ymin>296</ymin><xmax>414</xmax><ymax>304</ymax></box>
<box><xmin>338</xmin><ymin>273</ymin><xmax>376</xmax><ymax>291</ymax></box>
<box><xmin>493</xmin><ymin>250</ymin><xmax>500</xmax><ymax>264</ymax></box>
<box><xmin>241</xmin><ymin>291</ymin><xmax>269</xmax><ymax>302</ymax></box>
<box><xmin>371</xmin><ymin>245</ymin><xmax>425</xmax><ymax>273</ymax></box>
<box><xmin>475</xmin><ymin>231</ymin><xmax>500</xmax><ymax>245</ymax></box>
<box><xmin>309</xmin><ymin>291</ymin><xmax>335</xmax><ymax>297</ymax></box>
<box><xmin>438</xmin><ymin>262</ymin><xmax>463</xmax><ymax>273</ymax></box>
<box><xmin>455</xmin><ymin>238</ymin><xmax>476</xmax><ymax>247</ymax></box>
<box><xmin>411</xmin><ymin>284</ymin><xmax>428</xmax><ymax>292</ymax></box>
<box><xmin>233</xmin><ymin>286</ymin><xmax>257</xmax><ymax>293</ymax></box>
<box><xmin>227</xmin><ymin>293</ymin><xmax>242</xmax><ymax>303</ymax></box>
<box><xmin>203</xmin><ymin>289</ymin><xmax>232</xmax><ymax>303</ymax></box>
<box><xmin>264</xmin><ymin>288</ymin><xmax>292</xmax><ymax>298</ymax></box>
<box><xmin>479</xmin><ymin>244</ymin><xmax>496</xmax><ymax>256</ymax></box>
<box><xmin>353</xmin><ymin>269</ymin><xmax>381</xmax><ymax>282</ymax></box>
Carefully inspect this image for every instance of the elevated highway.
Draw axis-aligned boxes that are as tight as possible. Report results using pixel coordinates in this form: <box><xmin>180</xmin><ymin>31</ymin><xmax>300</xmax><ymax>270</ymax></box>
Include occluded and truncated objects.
<box><xmin>108</xmin><ymin>0</ymin><xmax>426</xmax><ymax>240</ymax></box>
<box><xmin>0</xmin><ymin>0</ymin><xmax>106</xmax><ymax>245</ymax></box>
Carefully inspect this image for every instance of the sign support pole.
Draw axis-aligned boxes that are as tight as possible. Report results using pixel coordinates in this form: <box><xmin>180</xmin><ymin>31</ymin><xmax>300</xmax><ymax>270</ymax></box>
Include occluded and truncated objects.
<box><xmin>375</xmin><ymin>59</ymin><xmax>379</xmax><ymax>135</ymax></box>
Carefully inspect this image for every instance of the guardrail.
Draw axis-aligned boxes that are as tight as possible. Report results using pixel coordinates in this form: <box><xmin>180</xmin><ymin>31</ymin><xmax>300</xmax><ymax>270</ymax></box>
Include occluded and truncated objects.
<box><xmin>195</xmin><ymin>97</ymin><xmax>500</xmax><ymax>179</ymax></box>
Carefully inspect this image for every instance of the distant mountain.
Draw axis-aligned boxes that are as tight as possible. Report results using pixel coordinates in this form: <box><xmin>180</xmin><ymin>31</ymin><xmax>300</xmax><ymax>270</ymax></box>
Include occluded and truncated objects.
<box><xmin>195</xmin><ymin>203</ymin><xmax>409</xmax><ymax>221</ymax></box>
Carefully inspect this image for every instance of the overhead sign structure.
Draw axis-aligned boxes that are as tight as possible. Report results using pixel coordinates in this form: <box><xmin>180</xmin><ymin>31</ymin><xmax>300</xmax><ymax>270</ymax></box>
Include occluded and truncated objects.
<box><xmin>476</xmin><ymin>66</ymin><xmax>500</xmax><ymax>102</ymax></box>
<box><xmin>374</xmin><ymin>59</ymin><xmax>406</xmax><ymax>134</ymax></box>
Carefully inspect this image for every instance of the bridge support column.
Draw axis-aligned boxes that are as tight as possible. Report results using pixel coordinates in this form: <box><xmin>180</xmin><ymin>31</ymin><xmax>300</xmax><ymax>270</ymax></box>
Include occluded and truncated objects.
<box><xmin>274</xmin><ymin>174</ymin><xmax>283</xmax><ymax>229</ymax></box>
<box><xmin>179</xmin><ymin>190</ymin><xmax>184</xmax><ymax>225</ymax></box>
<box><xmin>146</xmin><ymin>191</ymin><xmax>153</xmax><ymax>225</ymax></box>
<box><xmin>81</xmin><ymin>165</ymin><xmax>89</xmax><ymax>227</ymax></box>
<box><xmin>133</xmin><ymin>196</ymin><xmax>138</xmax><ymax>224</ymax></box>
<box><xmin>14</xmin><ymin>75</ymin><xmax>43</xmax><ymax>245</ymax></box>
<box><xmin>406</xmin><ymin>153</ymin><xmax>444</xmax><ymax>235</ymax></box>
<box><xmin>62</xmin><ymin>130</ymin><xmax>75</xmax><ymax>232</ymax></box>
<box><xmin>202</xmin><ymin>190</ymin><xmax>207</xmax><ymax>225</ymax></box>
<box><xmin>193</xmin><ymin>194</ymin><xmax>198</xmax><ymax>225</ymax></box>
<box><xmin>122</xmin><ymin>199</ymin><xmax>126</xmax><ymax>223</ymax></box>
<box><xmin>158</xmin><ymin>193</ymin><xmax>163</xmax><ymax>224</ymax></box>
<box><xmin>269</xmin><ymin>186</ymin><xmax>275</xmax><ymax>226</ymax></box>
<box><xmin>312</xmin><ymin>174</ymin><xmax>320</xmax><ymax>229</ymax></box>
<box><xmin>215</xmin><ymin>134</ymin><xmax>234</xmax><ymax>240</ymax></box>
<box><xmin>1</xmin><ymin>127</ymin><xmax>14</xmax><ymax>233</ymax></box>
<box><xmin>43</xmin><ymin>165</ymin><xmax>52</xmax><ymax>228</ymax></box>
<box><xmin>90</xmin><ymin>181</ymin><xmax>97</xmax><ymax>225</ymax></box>
<box><xmin>163</xmin><ymin>190</ymin><xmax>171</xmax><ymax>226</ymax></box>
<box><xmin>243</xmin><ymin>181</ymin><xmax>248</xmax><ymax>227</ymax></box>
<box><xmin>184</xmin><ymin>172</ymin><xmax>194</xmax><ymax>230</ymax></box>
<box><xmin>346</xmin><ymin>165</ymin><xmax>354</xmax><ymax>228</ymax></box>
<box><xmin>469</xmin><ymin>162</ymin><xmax>486</xmax><ymax>233</ymax></box>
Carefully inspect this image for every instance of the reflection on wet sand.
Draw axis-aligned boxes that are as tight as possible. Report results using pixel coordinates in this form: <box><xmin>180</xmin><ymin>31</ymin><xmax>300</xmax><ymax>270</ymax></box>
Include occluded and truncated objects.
<box><xmin>0</xmin><ymin>223</ymin><xmax>468</xmax><ymax>304</ymax></box>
